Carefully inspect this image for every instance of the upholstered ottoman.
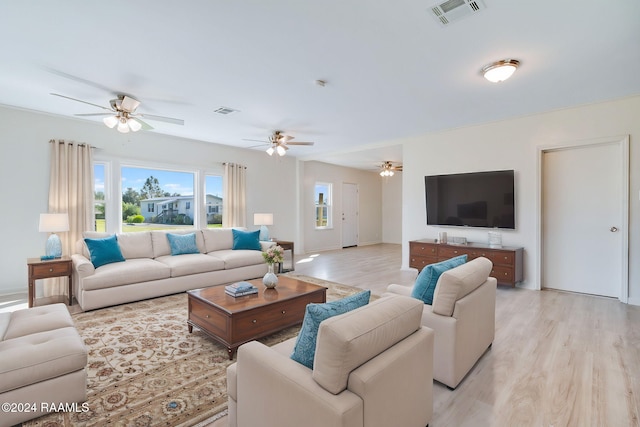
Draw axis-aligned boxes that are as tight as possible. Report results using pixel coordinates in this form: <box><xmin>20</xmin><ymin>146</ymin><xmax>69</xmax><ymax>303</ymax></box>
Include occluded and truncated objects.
<box><xmin>0</xmin><ymin>303</ymin><xmax>87</xmax><ymax>426</ymax></box>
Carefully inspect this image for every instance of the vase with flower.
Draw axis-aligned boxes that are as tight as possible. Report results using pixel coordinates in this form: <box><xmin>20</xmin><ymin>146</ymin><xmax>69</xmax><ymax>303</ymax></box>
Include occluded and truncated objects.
<box><xmin>262</xmin><ymin>245</ymin><xmax>284</xmax><ymax>288</ymax></box>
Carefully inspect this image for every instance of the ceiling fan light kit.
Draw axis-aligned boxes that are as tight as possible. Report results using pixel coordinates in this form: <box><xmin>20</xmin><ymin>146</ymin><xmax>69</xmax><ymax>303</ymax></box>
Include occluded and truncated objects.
<box><xmin>379</xmin><ymin>161</ymin><xmax>401</xmax><ymax>177</ymax></box>
<box><xmin>482</xmin><ymin>59</ymin><xmax>520</xmax><ymax>83</ymax></box>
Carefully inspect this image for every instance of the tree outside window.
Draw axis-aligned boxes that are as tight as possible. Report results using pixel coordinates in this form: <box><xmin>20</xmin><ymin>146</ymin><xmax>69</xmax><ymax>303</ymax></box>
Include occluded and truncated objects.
<box><xmin>315</xmin><ymin>182</ymin><xmax>332</xmax><ymax>228</ymax></box>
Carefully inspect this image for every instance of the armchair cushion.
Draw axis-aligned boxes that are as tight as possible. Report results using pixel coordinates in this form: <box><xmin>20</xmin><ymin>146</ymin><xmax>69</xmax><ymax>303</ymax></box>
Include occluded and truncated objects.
<box><xmin>432</xmin><ymin>256</ymin><xmax>493</xmax><ymax>316</ymax></box>
<box><xmin>312</xmin><ymin>295</ymin><xmax>423</xmax><ymax>394</ymax></box>
<box><xmin>411</xmin><ymin>255</ymin><xmax>467</xmax><ymax>304</ymax></box>
<box><xmin>290</xmin><ymin>290</ymin><xmax>370</xmax><ymax>369</ymax></box>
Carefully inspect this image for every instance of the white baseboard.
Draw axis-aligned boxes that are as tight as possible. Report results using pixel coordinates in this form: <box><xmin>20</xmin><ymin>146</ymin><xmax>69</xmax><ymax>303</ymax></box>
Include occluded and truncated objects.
<box><xmin>626</xmin><ymin>296</ymin><xmax>640</xmax><ymax>306</ymax></box>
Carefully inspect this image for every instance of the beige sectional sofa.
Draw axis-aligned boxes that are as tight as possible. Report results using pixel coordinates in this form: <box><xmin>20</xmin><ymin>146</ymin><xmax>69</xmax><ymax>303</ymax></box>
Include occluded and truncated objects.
<box><xmin>72</xmin><ymin>228</ymin><xmax>270</xmax><ymax>311</ymax></box>
<box><xmin>0</xmin><ymin>303</ymin><xmax>87</xmax><ymax>426</ymax></box>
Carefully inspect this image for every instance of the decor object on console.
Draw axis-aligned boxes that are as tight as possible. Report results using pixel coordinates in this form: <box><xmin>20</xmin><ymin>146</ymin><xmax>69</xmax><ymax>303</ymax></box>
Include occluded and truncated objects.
<box><xmin>39</xmin><ymin>213</ymin><xmax>69</xmax><ymax>258</ymax></box>
<box><xmin>227</xmin><ymin>294</ymin><xmax>434</xmax><ymax>427</ymax></box>
<box><xmin>488</xmin><ymin>231</ymin><xmax>502</xmax><ymax>248</ymax></box>
<box><xmin>386</xmin><ymin>256</ymin><xmax>496</xmax><ymax>389</ymax></box>
<box><xmin>262</xmin><ymin>244</ymin><xmax>284</xmax><ymax>288</ymax></box>
<box><xmin>253</xmin><ymin>213</ymin><xmax>273</xmax><ymax>241</ymax></box>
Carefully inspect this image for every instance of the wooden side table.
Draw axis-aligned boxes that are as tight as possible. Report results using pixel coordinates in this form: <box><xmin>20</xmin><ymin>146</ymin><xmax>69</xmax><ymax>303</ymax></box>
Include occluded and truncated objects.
<box><xmin>273</xmin><ymin>240</ymin><xmax>294</xmax><ymax>273</ymax></box>
<box><xmin>27</xmin><ymin>256</ymin><xmax>73</xmax><ymax>308</ymax></box>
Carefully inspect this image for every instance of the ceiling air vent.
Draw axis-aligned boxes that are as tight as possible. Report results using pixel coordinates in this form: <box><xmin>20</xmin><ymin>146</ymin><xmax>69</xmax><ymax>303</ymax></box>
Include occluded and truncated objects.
<box><xmin>214</xmin><ymin>106</ymin><xmax>239</xmax><ymax>115</ymax></box>
<box><xmin>429</xmin><ymin>0</ymin><xmax>485</xmax><ymax>26</ymax></box>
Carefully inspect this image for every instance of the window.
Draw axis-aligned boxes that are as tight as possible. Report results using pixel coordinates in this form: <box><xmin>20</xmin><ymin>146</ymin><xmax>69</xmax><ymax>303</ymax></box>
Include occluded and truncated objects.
<box><xmin>315</xmin><ymin>182</ymin><xmax>332</xmax><ymax>228</ymax></box>
<box><xmin>121</xmin><ymin>167</ymin><xmax>195</xmax><ymax>231</ymax></box>
<box><xmin>205</xmin><ymin>175</ymin><xmax>223</xmax><ymax>228</ymax></box>
<box><xmin>94</xmin><ymin>163</ymin><xmax>106</xmax><ymax>232</ymax></box>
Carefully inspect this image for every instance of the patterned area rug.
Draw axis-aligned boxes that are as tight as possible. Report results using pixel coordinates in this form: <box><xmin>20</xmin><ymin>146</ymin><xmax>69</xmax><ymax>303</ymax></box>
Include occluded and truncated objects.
<box><xmin>24</xmin><ymin>275</ymin><xmax>369</xmax><ymax>427</ymax></box>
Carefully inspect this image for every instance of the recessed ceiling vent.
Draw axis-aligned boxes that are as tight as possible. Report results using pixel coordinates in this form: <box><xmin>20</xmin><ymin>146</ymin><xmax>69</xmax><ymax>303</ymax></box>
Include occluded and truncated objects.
<box><xmin>429</xmin><ymin>0</ymin><xmax>485</xmax><ymax>26</ymax></box>
<box><xmin>214</xmin><ymin>106</ymin><xmax>239</xmax><ymax>115</ymax></box>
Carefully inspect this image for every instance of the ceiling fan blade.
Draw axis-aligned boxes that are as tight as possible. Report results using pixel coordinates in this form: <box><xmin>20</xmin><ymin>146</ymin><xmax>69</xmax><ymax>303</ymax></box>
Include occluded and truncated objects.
<box><xmin>136</xmin><ymin>113</ymin><xmax>184</xmax><ymax>126</ymax></box>
<box><xmin>51</xmin><ymin>93</ymin><xmax>112</xmax><ymax>111</ymax></box>
<box><xmin>281</xmin><ymin>134</ymin><xmax>295</xmax><ymax>142</ymax></box>
<box><xmin>242</xmin><ymin>138</ymin><xmax>269</xmax><ymax>144</ymax></box>
<box><xmin>286</xmin><ymin>141</ymin><xmax>314</xmax><ymax>146</ymax></box>
<box><xmin>131</xmin><ymin>117</ymin><xmax>153</xmax><ymax>131</ymax></box>
<box><xmin>120</xmin><ymin>96</ymin><xmax>141</xmax><ymax>113</ymax></box>
<box><xmin>74</xmin><ymin>113</ymin><xmax>113</xmax><ymax>117</ymax></box>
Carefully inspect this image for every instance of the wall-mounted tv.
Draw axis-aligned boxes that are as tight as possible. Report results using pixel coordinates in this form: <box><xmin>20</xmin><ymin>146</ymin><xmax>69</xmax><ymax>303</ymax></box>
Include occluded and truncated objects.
<box><xmin>425</xmin><ymin>170</ymin><xmax>515</xmax><ymax>229</ymax></box>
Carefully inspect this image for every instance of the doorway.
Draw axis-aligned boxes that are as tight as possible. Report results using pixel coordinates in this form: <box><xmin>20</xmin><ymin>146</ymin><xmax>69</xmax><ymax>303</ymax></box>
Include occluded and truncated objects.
<box><xmin>342</xmin><ymin>183</ymin><xmax>358</xmax><ymax>248</ymax></box>
<box><xmin>540</xmin><ymin>136</ymin><xmax>628</xmax><ymax>300</ymax></box>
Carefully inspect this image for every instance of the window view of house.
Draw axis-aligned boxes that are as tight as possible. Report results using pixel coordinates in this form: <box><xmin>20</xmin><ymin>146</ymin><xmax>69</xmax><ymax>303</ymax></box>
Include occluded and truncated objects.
<box><xmin>315</xmin><ymin>182</ymin><xmax>332</xmax><ymax>228</ymax></box>
<box><xmin>122</xmin><ymin>167</ymin><xmax>195</xmax><ymax>232</ymax></box>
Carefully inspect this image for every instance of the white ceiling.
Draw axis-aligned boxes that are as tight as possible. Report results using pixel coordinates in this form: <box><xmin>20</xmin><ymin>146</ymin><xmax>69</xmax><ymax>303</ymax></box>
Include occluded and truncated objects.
<box><xmin>1</xmin><ymin>1</ymin><xmax>639</xmax><ymax>171</ymax></box>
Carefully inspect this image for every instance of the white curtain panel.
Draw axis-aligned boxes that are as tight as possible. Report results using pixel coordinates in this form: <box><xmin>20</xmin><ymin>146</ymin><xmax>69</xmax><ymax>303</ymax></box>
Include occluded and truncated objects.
<box><xmin>46</xmin><ymin>140</ymin><xmax>94</xmax><ymax>297</ymax></box>
<box><xmin>222</xmin><ymin>162</ymin><xmax>247</xmax><ymax>228</ymax></box>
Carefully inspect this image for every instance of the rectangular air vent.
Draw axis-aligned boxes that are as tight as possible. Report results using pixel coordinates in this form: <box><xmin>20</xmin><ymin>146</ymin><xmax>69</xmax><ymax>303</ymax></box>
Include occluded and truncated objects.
<box><xmin>429</xmin><ymin>0</ymin><xmax>485</xmax><ymax>26</ymax></box>
<box><xmin>214</xmin><ymin>106</ymin><xmax>239</xmax><ymax>115</ymax></box>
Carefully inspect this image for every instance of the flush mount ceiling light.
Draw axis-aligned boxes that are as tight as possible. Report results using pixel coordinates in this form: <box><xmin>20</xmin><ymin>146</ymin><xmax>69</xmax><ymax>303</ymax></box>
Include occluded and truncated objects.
<box><xmin>482</xmin><ymin>59</ymin><xmax>520</xmax><ymax>83</ymax></box>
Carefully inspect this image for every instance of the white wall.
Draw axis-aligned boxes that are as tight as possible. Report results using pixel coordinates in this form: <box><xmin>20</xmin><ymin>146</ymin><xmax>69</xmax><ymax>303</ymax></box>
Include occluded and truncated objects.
<box><xmin>302</xmin><ymin>161</ymin><xmax>382</xmax><ymax>253</ymax></box>
<box><xmin>0</xmin><ymin>105</ymin><xmax>298</xmax><ymax>295</ymax></box>
<box><xmin>382</xmin><ymin>175</ymin><xmax>402</xmax><ymax>244</ymax></box>
<box><xmin>399</xmin><ymin>95</ymin><xmax>640</xmax><ymax>304</ymax></box>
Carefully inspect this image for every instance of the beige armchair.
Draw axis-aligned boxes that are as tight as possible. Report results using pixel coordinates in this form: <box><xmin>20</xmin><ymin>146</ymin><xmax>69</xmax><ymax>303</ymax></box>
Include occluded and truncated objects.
<box><xmin>386</xmin><ymin>256</ymin><xmax>496</xmax><ymax>389</ymax></box>
<box><xmin>227</xmin><ymin>295</ymin><xmax>434</xmax><ymax>427</ymax></box>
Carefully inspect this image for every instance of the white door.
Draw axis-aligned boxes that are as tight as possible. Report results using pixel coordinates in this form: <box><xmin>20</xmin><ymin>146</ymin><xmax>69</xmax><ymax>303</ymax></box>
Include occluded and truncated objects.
<box><xmin>542</xmin><ymin>140</ymin><xmax>627</xmax><ymax>298</ymax></box>
<box><xmin>342</xmin><ymin>183</ymin><xmax>358</xmax><ymax>248</ymax></box>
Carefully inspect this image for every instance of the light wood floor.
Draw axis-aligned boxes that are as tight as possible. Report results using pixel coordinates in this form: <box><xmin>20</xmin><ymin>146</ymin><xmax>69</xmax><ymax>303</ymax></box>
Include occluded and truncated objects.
<box><xmin>213</xmin><ymin>243</ymin><xmax>640</xmax><ymax>427</ymax></box>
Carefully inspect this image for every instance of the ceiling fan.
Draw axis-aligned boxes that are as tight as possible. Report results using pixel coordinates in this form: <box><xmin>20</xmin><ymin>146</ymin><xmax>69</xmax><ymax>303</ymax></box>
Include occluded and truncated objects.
<box><xmin>244</xmin><ymin>130</ymin><xmax>314</xmax><ymax>156</ymax></box>
<box><xmin>379</xmin><ymin>161</ymin><xmax>402</xmax><ymax>176</ymax></box>
<box><xmin>50</xmin><ymin>93</ymin><xmax>184</xmax><ymax>133</ymax></box>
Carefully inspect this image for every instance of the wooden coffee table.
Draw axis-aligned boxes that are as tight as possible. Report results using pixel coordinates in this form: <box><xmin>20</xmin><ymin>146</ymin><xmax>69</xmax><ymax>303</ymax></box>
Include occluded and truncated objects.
<box><xmin>187</xmin><ymin>276</ymin><xmax>327</xmax><ymax>359</ymax></box>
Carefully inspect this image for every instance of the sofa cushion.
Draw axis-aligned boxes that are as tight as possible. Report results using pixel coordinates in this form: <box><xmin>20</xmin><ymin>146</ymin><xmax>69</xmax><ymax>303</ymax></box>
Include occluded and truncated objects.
<box><xmin>290</xmin><ymin>290</ymin><xmax>371</xmax><ymax>369</ymax></box>
<box><xmin>312</xmin><ymin>295</ymin><xmax>423</xmax><ymax>395</ymax></box>
<box><xmin>208</xmin><ymin>249</ymin><xmax>264</xmax><ymax>269</ymax></box>
<box><xmin>432</xmin><ymin>256</ymin><xmax>493</xmax><ymax>317</ymax></box>
<box><xmin>411</xmin><ymin>255</ymin><xmax>467</xmax><ymax>305</ymax></box>
<box><xmin>232</xmin><ymin>229</ymin><xmax>261</xmax><ymax>251</ymax></box>
<box><xmin>0</xmin><ymin>313</ymin><xmax>10</xmax><ymax>341</ymax></box>
<box><xmin>116</xmin><ymin>231</ymin><xmax>154</xmax><ymax>259</ymax></box>
<box><xmin>202</xmin><ymin>228</ymin><xmax>234</xmax><ymax>252</ymax></box>
<box><xmin>3</xmin><ymin>304</ymin><xmax>74</xmax><ymax>341</ymax></box>
<box><xmin>0</xmin><ymin>327</ymin><xmax>87</xmax><ymax>394</ymax></box>
<box><xmin>155</xmin><ymin>254</ymin><xmax>225</xmax><ymax>277</ymax></box>
<box><xmin>81</xmin><ymin>258</ymin><xmax>171</xmax><ymax>291</ymax></box>
<box><xmin>84</xmin><ymin>234</ymin><xmax>126</xmax><ymax>268</ymax></box>
<box><xmin>166</xmin><ymin>232</ymin><xmax>200</xmax><ymax>255</ymax></box>
<box><xmin>151</xmin><ymin>230</ymin><xmax>205</xmax><ymax>258</ymax></box>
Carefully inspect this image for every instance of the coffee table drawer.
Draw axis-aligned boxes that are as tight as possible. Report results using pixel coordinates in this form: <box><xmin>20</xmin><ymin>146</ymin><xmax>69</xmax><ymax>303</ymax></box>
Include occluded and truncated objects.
<box><xmin>189</xmin><ymin>297</ymin><xmax>228</xmax><ymax>338</ymax></box>
<box><xmin>231</xmin><ymin>298</ymin><xmax>311</xmax><ymax>343</ymax></box>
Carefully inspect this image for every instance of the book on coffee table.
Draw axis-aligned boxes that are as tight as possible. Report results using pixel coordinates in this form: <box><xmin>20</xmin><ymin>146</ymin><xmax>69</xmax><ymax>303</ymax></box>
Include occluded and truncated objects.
<box><xmin>225</xmin><ymin>281</ymin><xmax>258</xmax><ymax>297</ymax></box>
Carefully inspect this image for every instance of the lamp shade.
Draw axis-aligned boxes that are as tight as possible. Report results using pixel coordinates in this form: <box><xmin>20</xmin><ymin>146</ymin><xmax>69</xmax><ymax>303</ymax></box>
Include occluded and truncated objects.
<box><xmin>253</xmin><ymin>213</ymin><xmax>273</xmax><ymax>226</ymax></box>
<box><xmin>39</xmin><ymin>213</ymin><xmax>69</xmax><ymax>232</ymax></box>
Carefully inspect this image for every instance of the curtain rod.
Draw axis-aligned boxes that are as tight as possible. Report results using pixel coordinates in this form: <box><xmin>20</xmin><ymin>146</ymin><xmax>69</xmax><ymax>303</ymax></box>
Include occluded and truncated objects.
<box><xmin>222</xmin><ymin>162</ymin><xmax>247</xmax><ymax>169</ymax></box>
<box><xmin>49</xmin><ymin>139</ymin><xmax>97</xmax><ymax>149</ymax></box>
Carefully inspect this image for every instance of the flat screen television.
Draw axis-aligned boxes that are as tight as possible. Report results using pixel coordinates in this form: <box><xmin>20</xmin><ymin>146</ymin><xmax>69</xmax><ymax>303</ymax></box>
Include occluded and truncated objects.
<box><xmin>425</xmin><ymin>170</ymin><xmax>515</xmax><ymax>229</ymax></box>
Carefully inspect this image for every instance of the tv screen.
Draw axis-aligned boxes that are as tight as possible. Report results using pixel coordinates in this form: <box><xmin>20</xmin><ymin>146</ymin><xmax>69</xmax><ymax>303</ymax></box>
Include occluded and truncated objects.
<box><xmin>425</xmin><ymin>170</ymin><xmax>515</xmax><ymax>229</ymax></box>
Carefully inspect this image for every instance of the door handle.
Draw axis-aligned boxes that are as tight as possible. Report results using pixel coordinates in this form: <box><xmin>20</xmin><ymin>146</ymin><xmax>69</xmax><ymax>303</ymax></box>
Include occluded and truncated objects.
<box><xmin>610</xmin><ymin>226</ymin><xmax>618</xmax><ymax>232</ymax></box>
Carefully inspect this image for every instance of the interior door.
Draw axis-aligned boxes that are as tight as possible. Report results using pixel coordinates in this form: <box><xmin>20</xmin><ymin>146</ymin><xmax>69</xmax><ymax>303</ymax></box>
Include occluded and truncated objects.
<box><xmin>542</xmin><ymin>141</ymin><xmax>626</xmax><ymax>298</ymax></box>
<box><xmin>342</xmin><ymin>183</ymin><xmax>358</xmax><ymax>248</ymax></box>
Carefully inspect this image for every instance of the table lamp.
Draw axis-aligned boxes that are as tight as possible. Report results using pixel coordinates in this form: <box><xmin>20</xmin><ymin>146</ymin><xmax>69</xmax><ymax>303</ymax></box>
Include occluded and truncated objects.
<box><xmin>253</xmin><ymin>213</ymin><xmax>273</xmax><ymax>241</ymax></box>
<box><xmin>39</xmin><ymin>213</ymin><xmax>69</xmax><ymax>258</ymax></box>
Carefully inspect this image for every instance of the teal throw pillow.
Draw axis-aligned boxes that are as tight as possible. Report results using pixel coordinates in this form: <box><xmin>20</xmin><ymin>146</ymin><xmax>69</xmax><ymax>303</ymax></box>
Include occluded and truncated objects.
<box><xmin>84</xmin><ymin>234</ymin><xmax>125</xmax><ymax>268</ymax></box>
<box><xmin>411</xmin><ymin>255</ymin><xmax>467</xmax><ymax>305</ymax></box>
<box><xmin>290</xmin><ymin>290</ymin><xmax>371</xmax><ymax>369</ymax></box>
<box><xmin>166</xmin><ymin>233</ymin><xmax>200</xmax><ymax>255</ymax></box>
<box><xmin>232</xmin><ymin>229</ymin><xmax>261</xmax><ymax>251</ymax></box>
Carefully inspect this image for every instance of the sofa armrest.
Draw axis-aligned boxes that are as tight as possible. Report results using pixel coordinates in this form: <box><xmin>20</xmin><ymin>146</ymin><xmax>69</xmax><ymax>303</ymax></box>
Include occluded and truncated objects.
<box><xmin>259</xmin><ymin>241</ymin><xmax>276</xmax><ymax>251</ymax></box>
<box><xmin>71</xmin><ymin>254</ymin><xmax>94</xmax><ymax>278</ymax></box>
<box><xmin>384</xmin><ymin>283</ymin><xmax>413</xmax><ymax>297</ymax></box>
<box><xmin>234</xmin><ymin>341</ymin><xmax>363</xmax><ymax>427</ymax></box>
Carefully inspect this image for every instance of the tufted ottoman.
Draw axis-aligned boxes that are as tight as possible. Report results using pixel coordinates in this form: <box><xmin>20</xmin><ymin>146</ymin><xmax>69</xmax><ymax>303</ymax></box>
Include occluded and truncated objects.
<box><xmin>0</xmin><ymin>303</ymin><xmax>87</xmax><ymax>426</ymax></box>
